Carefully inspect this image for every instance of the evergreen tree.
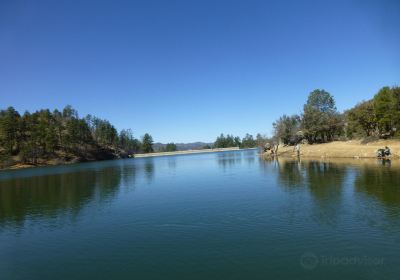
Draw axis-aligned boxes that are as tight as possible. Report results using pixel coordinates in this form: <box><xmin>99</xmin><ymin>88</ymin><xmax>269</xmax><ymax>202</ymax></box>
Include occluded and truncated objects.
<box><xmin>0</xmin><ymin>107</ymin><xmax>20</xmax><ymax>155</ymax></box>
<box><xmin>165</xmin><ymin>143</ymin><xmax>177</xmax><ymax>152</ymax></box>
<box><xmin>241</xmin><ymin>134</ymin><xmax>257</xmax><ymax>148</ymax></box>
<box><xmin>301</xmin><ymin>89</ymin><xmax>343</xmax><ymax>143</ymax></box>
<box><xmin>141</xmin><ymin>133</ymin><xmax>154</xmax><ymax>153</ymax></box>
<box><xmin>373</xmin><ymin>86</ymin><xmax>400</xmax><ymax>137</ymax></box>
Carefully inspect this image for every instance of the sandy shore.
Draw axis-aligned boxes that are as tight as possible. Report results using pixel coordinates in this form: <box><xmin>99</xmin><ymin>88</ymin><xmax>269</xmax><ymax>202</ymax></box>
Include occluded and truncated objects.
<box><xmin>270</xmin><ymin>139</ymin><xmax>400</xmax><ymax>159</ymax></box>
<box><xmin>134</xmin><ymin>147</ymin><xmax>245</xmax><ymax>158</ymax></box>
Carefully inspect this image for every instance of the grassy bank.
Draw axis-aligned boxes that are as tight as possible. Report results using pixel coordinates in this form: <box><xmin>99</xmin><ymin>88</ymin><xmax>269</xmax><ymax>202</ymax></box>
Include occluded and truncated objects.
<box><xmin>270</xmin><ymin>140</ymin><xmax>400</xmax><ymax>159</ymax></box>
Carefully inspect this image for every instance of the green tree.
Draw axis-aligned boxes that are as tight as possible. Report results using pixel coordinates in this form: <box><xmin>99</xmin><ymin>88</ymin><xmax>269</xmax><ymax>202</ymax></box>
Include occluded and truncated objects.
<box><xmin>214</xmin><ymin>133</ymin><xmax>237</xmax><ymax>148</ymax></box>
<box><xmin>165</xmin><ymin>143</ymin><xmax>177</xmax><ymax>152</ymax></box>
<box><xmin>234</xmin><ymin>136</ymin><xmax>241</xmax><ymax>147</ymax></box>
<box><xmin>301</xmin><ymin>89</ymin><xmax>342</xmax><ymax>143</ymax></box>
<box><xmin>273</xmin><ymin>114</ymin><xmax>301</xmax><ymax>144</ymax></box>
<box><xmin>373</xmin><ymin>86</ymin><xmax>400</xmax><ymax>137</ymax></box>
<box><xmin>346</xmin><ymin>100</ymin><xmax>376</xmax><ymax>138</ymax></box>
<box><xmin>241</xmin><ymin>133</ymin><xmax>257</xmax><ymax>148</ymax></box>
<box><xmin>119</xmin><ymin>129</ymin><xmax>139</xmax><ymax>153</ymax></box>
<box><xmin>62</xmin><ymin>105</ymin><xmax>78</xmax><ymax>119</ymax></box>
<box><xmin>19</xmin><ymin>112</ymin><xmax>41</xmax><ymax>163</ymax></box>
<box><xmin>0</xmin><ymin>107</ymin><xmax>21</xmax><ymax>155</ymax></box>
<box><xmin>141</xmin><ymin>133</ymin><xmax>154</xmax><ymax>153</ymax></box>
<box><xmin>214</xmin><ymin>133</ymin><xmax>227</xmax><ymax>148</ymax></box>
<box><xmin>64</xmin><ymin>118</ymin><xmax>93</xmax><ymax>150</ymax></box>
<box><xmin>86</xmin><ymin>116</ymin><xmax>118</xmax><ymax>146</ymax></box>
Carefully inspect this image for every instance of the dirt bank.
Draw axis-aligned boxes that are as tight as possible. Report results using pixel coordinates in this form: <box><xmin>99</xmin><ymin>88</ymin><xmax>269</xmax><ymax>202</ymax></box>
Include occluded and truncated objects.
<box><xmin>268</xmin><ymin>140</ymin><xmax>400</xmax><ymax>159</ymax></box>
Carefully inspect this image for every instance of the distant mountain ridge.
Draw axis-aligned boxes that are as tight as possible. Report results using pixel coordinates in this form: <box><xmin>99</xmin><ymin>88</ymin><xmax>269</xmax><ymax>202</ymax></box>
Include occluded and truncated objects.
<box><xmin>153</xmin><ymin>142</ymin><xmax>212</xmax><ymax>152</ymax></box>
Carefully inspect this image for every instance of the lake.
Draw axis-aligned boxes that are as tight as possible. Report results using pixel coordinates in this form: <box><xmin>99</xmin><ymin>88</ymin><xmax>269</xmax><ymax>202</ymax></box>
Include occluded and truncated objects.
<box><xmin>0</xmin><ymin>149</ymin><xmax>399</xmax><ymax>279</ymax></box>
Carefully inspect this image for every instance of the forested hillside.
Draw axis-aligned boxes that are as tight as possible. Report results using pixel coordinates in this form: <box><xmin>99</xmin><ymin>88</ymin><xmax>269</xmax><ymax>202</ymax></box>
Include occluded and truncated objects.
<box><xmin>0</xmin><ymin>105</ymin><xmax>154</xmax><ymax>168</ymax></box>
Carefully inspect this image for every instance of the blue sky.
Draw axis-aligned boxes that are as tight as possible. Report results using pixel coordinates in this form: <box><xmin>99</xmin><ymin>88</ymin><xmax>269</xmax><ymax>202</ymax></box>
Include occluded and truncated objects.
<box><xmin>0</xmin><ymin>0</ymin><xmax>399</xmax><ymax>143</ymax></box>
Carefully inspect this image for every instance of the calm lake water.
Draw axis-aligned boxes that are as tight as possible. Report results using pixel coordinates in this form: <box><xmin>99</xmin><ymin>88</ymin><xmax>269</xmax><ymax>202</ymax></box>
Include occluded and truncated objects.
<box><xmin>1</xmin><ymin>149</ymin><xmax>399</xmax><ymax>279</ymax></box>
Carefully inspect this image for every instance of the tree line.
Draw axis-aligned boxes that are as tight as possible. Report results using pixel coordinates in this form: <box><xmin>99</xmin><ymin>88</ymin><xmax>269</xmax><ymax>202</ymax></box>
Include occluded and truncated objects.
<box><xmin>158</xmin><ymin>143</ymin><xmax>178</xmax><ymax>152</ymax></box>
<box><xmin>0</xmin><ymin>105</ymin><xmax>154</xmax><ymax>165</ymax></box>
<box><xmin>273</xmin><ymin>86</ymin><xmax>400</xmax><ymax>145</ymax></box>
<box><xmin>213</xmin><ymin>133</ymin><xmax>265</xmax><ymax>148</ymax></box>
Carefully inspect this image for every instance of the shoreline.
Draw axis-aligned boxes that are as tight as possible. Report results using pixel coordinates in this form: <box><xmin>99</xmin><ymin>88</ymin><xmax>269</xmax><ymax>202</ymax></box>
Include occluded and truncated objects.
<box><xmin>1</xmin><ymin>147</ymin><xmax>253</xmax><ymax>171</ymax></box>
<box><xmin>133</xmin><ymin>147</ymin><xmax>250</xmax><ymax>158</ymax></box>
<box><xmin>266</xmin><ymin>139</ymin><xmax>400</xmax><ymax>159</ymax></box>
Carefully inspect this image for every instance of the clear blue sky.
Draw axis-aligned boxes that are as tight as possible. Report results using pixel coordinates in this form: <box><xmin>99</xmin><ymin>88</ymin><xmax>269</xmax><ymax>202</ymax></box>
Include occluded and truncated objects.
<box><xmin>1</xmin><ymin>0</ymin><xmax>399</xmax><ymax>143</ymax></box>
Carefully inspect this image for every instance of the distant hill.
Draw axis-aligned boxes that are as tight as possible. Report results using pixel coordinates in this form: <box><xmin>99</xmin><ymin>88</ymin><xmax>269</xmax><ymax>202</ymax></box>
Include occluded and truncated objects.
<box><xmin>153</xmin><ymin>142</ymin><xmax>212</xmax><ymax>152</ymax></box>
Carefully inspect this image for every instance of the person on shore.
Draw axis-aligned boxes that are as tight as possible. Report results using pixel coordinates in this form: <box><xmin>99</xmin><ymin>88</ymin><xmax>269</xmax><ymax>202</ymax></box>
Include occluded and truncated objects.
<box><xmin>377</xmin><ymin>146</ymin><xmax>391</xmax><ymax>158</ymax></box>
<box><xmin>384</xmin><ymin>146</ymin><xmax>391</xmax><ymax>157</ymax></box>
<box><xmin>294</xmin><ymin>143</ymin><xmax>300</xmax><ymax>157</ymax></box>
<box><xmin>264</xmin><ymin>143</ymin><xmax>271</xmax><ymax>153</ymax></box>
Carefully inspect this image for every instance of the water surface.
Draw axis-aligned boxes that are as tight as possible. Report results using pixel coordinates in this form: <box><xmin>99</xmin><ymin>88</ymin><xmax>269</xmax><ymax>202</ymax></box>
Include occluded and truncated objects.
<box><xmin>1</xmin><ymin>150</ymin><xmax>399</xmax><ymax>279</ymax></box>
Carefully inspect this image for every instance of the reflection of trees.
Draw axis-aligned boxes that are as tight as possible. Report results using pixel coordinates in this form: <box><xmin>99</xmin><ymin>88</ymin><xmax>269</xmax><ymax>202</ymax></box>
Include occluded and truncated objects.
<box><xmin>305</xmin><ymin>162</ymin><xmax>346</xmax><ymax>226</ymax></box>
<box><xmin>354</xmin><ymin>165</ymin><xmax>400</xmax><ymax>211</ymax></box>
<box><xmin>276</xmin><ymin>160</ymin><xmax>346</xmax><ymax>198</ymax></box>
<box><xmin>0</xmin><ymin>163</ymin><xmax>140</xmax><ymax>227</ymax></box>
<box><xmin>0</xmin><ymin>170</ymin><xmax>98</xmax><ymax>226</ymax></box>
<box><xmin>121</xmin><ymin>165</ymin><xmax>137</xmax><ymax>190</ymax></box>
<box><xmin>274</xmin><ymin>159</ymin><xmax>347</xmax><ymax>225</ymax></box>
<box><xmin>95</xmin><ymin>167</ymin><xmax>123</xmax><ymax>201</ymax></box>
<box><xmin>245</xmin><ymin>155</ymin><xmax>255</xmax><ymax>165</ymax></box>
<box><xmin>276</xmin><ymin>159</ymin><xmax>306</xmax><ymax>189</ymax></box>
<box><xmin>217</xmin><ymin>152</ymin><xmax>242</xmax><ymax>169</ymax></box>
<box><xmin>305</xmin><ymin>161</ymin><xmax>346</xmax><ymax>202</ymax></box>
<box><xmin>143</xmin><ymin>159</ymin><xmax>155</xmax><ymax>182</ymax></box>
<box><xmin>167</xmin><ymin>157</ymin><xmax>176</xmax><ymax>170</ymax></box>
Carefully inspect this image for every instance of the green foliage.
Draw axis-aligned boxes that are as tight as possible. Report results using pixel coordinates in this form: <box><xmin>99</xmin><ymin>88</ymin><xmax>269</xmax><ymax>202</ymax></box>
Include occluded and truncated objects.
<box><xmin>0</xmin><ymin>105</ymin><xmax>148</xmax><ymax>165</ymax></box>
<box><xmin>65</xmin><ymin>118</ymin><xmax>93</xmax><ymax>149</ymax></box>
<box><xmin>301</xmin><ymin>89</ymin><xmax>343</xmax><ymax>143</ymax></box>
<box><xmin>0</xmin><ymin>107</ymin><xmax>20</xmax><ymax>155</ymax></box>
<box><xmin>305</xmin><ymin>89</ymin><xmax>336</xmax><ymax>113</ymax></box>
<box><xmin>165</xmin><ymin>143</ymin><xmax>177</xmax><ymax>152</ymax></box>
<box><xmin>214</xmin><ymin>133</ymin><xmax>258</xmax><ymax>148</ymax></box>
<box><xmin>373</xmin><ymin>86</ymin><xmax>400</xmax><ymax>137</ymax></box>
<box><xmin>119</xmin><ymin>129</ymin><xmax>139</xmax><ymax>153</ymax></box>
<box><xmin>141</xmin><ymin>133</ymin><xmax>154</xmax><ymax>153</ymax></box>
<box><xmin>241</xmin><ymin>133</ymin><xmax>257</xmax><ymax>148</ymax></box>
<box><xmin>273</xmin><ymin>114</ymin><xmax>301</xmax><ymax>144</ymax></box>
<box><xmin>214</xmin><ymin>134</ymin><xmax>237</xmax><ymax>148</ymax></box>
<box><xmin>0</xmin><ymin>152</ymin><xmax>12</xmax><ymax>168</ymax></box>
<box><xmin>273</xmin><ymin>86</ymin><xmax>400</xmax><ymax>143</ymax></box>
<box><xmin>346</xmin><ymin>100</ymin><xmax>376</xmax><ymax>138</ymax></box>
<box><xmin>234</xmin><ymin>136</ymin><xmax>241</xmax><ymax>147</ymax></box>
<box><xmin>86</xmin><ymin>115</ymin><xmax>118</xmax><ymax>146</ymax></box>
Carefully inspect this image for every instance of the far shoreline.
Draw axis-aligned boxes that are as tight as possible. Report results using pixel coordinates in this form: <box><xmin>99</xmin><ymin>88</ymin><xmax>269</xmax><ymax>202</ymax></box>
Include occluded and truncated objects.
<box><xmin>133</xmin><ymin>147</ymin><xmax>255</xmax><ymax>158</ymax></box>
<box><xmin>0</xmin><ymin>147</ymin><xmax>256</xmax><ymax>171</ymax></box>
